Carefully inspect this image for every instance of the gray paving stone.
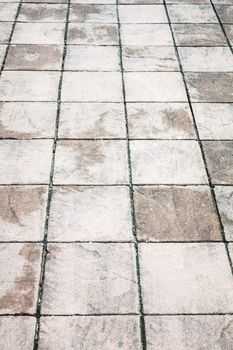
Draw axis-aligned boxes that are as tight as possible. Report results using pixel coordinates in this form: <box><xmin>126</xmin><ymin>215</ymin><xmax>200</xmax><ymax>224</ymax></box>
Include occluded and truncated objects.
<box><xmin>216</xmin><ymin>4</ymin><xmax>233</xmax><ymax>23</ymax></box>
<box><xmin>0</xmin><ymin>45</ymin><xmax>6</xmax><ymax>67</ymax></box>
<box><xmin>67</xmin><ymin>23</ymin><xmax>118</xmax><ymax>45</ymax></box>
<box><xmin>0</xmin><ymin>23</ymin><xmax>13</xmax><ymax>44</ymax></box>
<box><xmin>18</xmin><ymin>4</ymin><xmax>67</xmax><ymax>22</ymax></box>
<box><xmin>69</xmin><ymin>4</ymin><xmax>117</xmax><ymax>23</ymax></box>
<box><xmin>0</xmin><ymin>3</ymin><xmax>18</xmax><ymax>21</ymax></box>
<box><xmin>224</xmin><ymin>24</ymin><xmax>233</xmax><ymax>45</ymax></box>
<box><xmin>12</xmin><ymin>23</ymin><xmax>65</xmax><ymax>44</ymax></box>
<box><xmin>215</xmin><ymin>186</ymin><xmax>233</xmax><ymax>241</ymax></box>
<box><xmin>168</xmin><ymin>5</ymin><xmax>217</xmax><ymax>23</ymax></box>
<box><xmin>121</xmin><ymin>24</ymin><xmax>173</xmax><ymax>45</ymax></box>
<box><xmin>119</xmin><ymin>5</ymin><xmax>168</xmax><ymax>23</ymax></box>
<box><xmin>120</xmin><ymin>0</ymin><xmax>162</xmax><ymax>3</ymax></box>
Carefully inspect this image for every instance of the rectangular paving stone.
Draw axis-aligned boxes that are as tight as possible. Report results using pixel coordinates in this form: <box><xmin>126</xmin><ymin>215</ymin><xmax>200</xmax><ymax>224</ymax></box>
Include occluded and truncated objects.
<box><xmin>121</xmin><ymin>24</ymin><xmax>173</xmax><ymax>45</ymax></box>
<box><xmin>119</xmin><ymin>5</ymin><xmax>168</xmax><ymax>23</ymax></box>
<box><xmin>0</xmin><ymin>140</ymin><xmax>53</xmax><ymax>184</ymax></box>
<box><xmin>186</xmin><ymin>73</ymin><xmax>233</xmax><ymax>102</ymax></box>
<box><xmin>122</xmin><ymin>46</ymin><xmax>179</xmax><ymax>71</ymax></box>
<box><xmin>72</xmin><ymin>0</ymin><xmax>115</xmax><ymax>4</ymax></box>
<box><xmin>12</xmin><ymin>23</ymin><xmax>65</xmax><ymax>44</ymax></box>
<box><xmin>0</xmin><ymin>23</ymin><xmax>13</xmax><ymax>44</ymax></box>
<box><xmin>0</xmin><ymin>102</ymin><xmax>56</xmax><ymax>138</ymax></box>
<box><xmin>40</xmin><ymin>316</ymin><xmax>141</xmax><ymax>350</ymax></box>
<box><xmin>18</xmin><ymin>4</ymin><xmax>67</xmax><ymax>22</ymax></box>
<box><xmin>5</xmin><ymin>44</ymin><xmax>63</xmax><ymax>70</ymax></box>
<box><xmin>54</xmin><ymin>140</ymin><xmax>128</xmax><ymax>184</ymax></box>
<box><xmin>0</xmin><ymin>186</ymin><xmax>48</xmax><ymax>241</ymax></box>
<box><xmin>48</xmin><ymin>186</ymin><xmax>133</xmax><ymax>241</ymax></box>
<box><xmin>203</xmin><ymin>141</ymin><xmax>233</xmax><ymax>184</ymax></box>
<box><xmin>215</xmin><ymin>186</ymin><xmax>233</xmax><ymax>241</ymax></box>
<box><xmin>69</xmin><ymin>4</ymin><xmax>117</xmax><ymax>23</ymax></box>
<box><xmin>168</xmin><ymin>5</ymin><xmax>217</xmax><ymax>23</ymax></box>
<box><xmin>62</xmin><ymin>72</ymin><xmax>122</xmax><ymax>102</ymax></box>
<box><xmin>216</xmin><ymin>5</ymin><xmax>233</xmax><ymax>23</ymax></box>
<box><xmin>0</xmin><ymin>317</ymin><xmax>36</xmax><ymax>350</ymax></box>
<box><xmin>0</xmin><ymin>45</ymin><xmax>6</xmax><ymax>67</ymax></box>
<box><xmin>167</xmin><ymin>0</ymin><xmax>210</xmax><ymax>2</ymax></box>
<box><xmin>172</xmin><ymin>24</ymin><xmax>227</xmax><ymax>46</ymax></box>
<box><xmin>193</xmin><ymin>103</ymin><xmax>233</xmax><ymax>139</ymax></box>
<box><xmin>42</xmin><ymin>243</ymin><xmax>138</xmax><ymax>313</ymax></box>
<box><xmin>134</xmin><ymin>185</ymin><xmax>221</xmax><ymax>241</ymax></box>
<box><xmin>67</xmin><ymin>23</ymin><xmax>118</xmax><ymax>45</ymax></box>
<box><xmin>224</xmin><ymin>24</ymin><xmax>233</xmax><ymax>45</ymax></box>
<box><xmin>0</xmin><ymin>243</ymin><xmax>42</xmax><ymax>313</ymax></box>
<box><xmin>65</xmin><ymin>45</ymin><xmax>120</xmax><ymax>71</ymax></box>
<box><xmin>124</xmin><ymin>72</ymin><xmax>187</xmax><ymax>102</ymax></box>
<box><xmin>139</xmin><ymin>243</ymin><xmax>233</xmax><ymax>313</ymax></box>
<box><xmin>0</xmin><ymin>71</ymin><xmax>59</xmax><ymax>101</ymax></box>
<box><xmin>23</xmin><ymin>0</ymin><xmax>67</xmax><ymax>3</ymax></box>
<box><xmin>145</xmin><ymin>315</ymin><xmax>233</xmax><ymax>350</ymax></box>
<box><xmin>120</xmin><ymin>0</ymin><xmax>163</xmax><ymax>3</ymax></box>
<box><xmin>59</xmin><ymin>103</ymin><xmax>126</xmax><ymax>138</ymax></box>
<box><xmin>130</xmin><ymin>140</ymin><xmax>207</xmax><ymax>184</ymax></box>
<box><xmin>0</xmin><ymin>3</ymin><xmax>18</xmax><ymax>21</ymax></box>
<box><xmin>127</xmin><ymin>103</ymin><xmax>195</xmax><ymax>139</ymax></box>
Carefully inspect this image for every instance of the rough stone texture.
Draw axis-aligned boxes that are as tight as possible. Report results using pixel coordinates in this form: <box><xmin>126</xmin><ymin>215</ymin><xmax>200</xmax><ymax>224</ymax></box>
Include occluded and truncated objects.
<box><xmin>168</xmin><ymin>5</ymin><xmax>217</xmax><ymax>23</ymax></box>
<box><xmin>0</xmin><ymin>3</ymin><xmax>18</xmax><ymax>21</ymax></box>
<box><xmin>0</xmin><ymin>23</ymin><xmax>13</xmax><ymax>44</ymax></box>
<box><xmin>215</xmin><ymin>186</ymin><xmax>233</xmax><ymax>241</ymax></box>
<box><xmin>119</xmin><ymin>5</ymin><xmax>167</xmax><ymax>23</ymax></box>
<box><xmin>18</xmin><ymin>4</ymin><xmax>67</xmax><ymax>22</ymax></box>
<box><xmin>67</xmin><ymin>23</ymin><xmax>118</xmax><ymax>45</ymax></box>
<box><xmin>12</xmin><ymin>23</ymin><xmax>65</xmax><ymax>44</ymax></box>
<box><xmin>69</xmin><ymin>4</ymin><xmax>117</xmax><ymax>23</ymax></box>
<box><xmin>216</xmin><ymin>5</ymin><xmax>233</xmax><ymax>23</ymax></box>
<box><xmin>224</xmin><ymin>24</ymin><xmax>233</xmax><ymax>45</ymax></box>
<box><xmin>121</xmin><ymin>24</ymin><xmax>173</xmax><ymax>45</ymax></box>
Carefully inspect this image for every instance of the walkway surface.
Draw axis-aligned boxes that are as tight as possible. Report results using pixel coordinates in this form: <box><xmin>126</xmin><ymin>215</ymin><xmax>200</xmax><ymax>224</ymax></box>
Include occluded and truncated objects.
<box><xmin>0</xmin><ymin>0</ymin><xmax>233</xmax><ymax>349</ymax></box>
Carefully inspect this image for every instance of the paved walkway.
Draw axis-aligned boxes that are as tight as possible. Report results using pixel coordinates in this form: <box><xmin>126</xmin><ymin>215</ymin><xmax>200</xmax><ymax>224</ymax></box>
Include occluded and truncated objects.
<box><xmin>0</xmin><ymin>0</ymin><xmax>233</xmax><ymax>349</ymax></box>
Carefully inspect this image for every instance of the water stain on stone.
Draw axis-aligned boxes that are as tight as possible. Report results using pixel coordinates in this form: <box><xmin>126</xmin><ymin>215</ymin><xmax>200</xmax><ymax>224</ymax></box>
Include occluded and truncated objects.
<box><xmin>20</xmin><ymin>5</ymin><xmax>66</xmax><ymax>21</ymax></box>
<box><xmin>71</xmin><ymin>4</ymin><xmax>101</xmax><ymax>22</ymax></box>
<box><xmin>161</xmin><ymin>107</ymin><xmax>193</xmax><ymax>134</ymax></box>
<box><xmin>81</xmin><ymin>112</ymin><xmax>115</xmax><ymax>138</ymax></box>
<box><xmin>74</xmin><ymin>141</ymin><xmax>105</xmax><ymax>175</ymax></box>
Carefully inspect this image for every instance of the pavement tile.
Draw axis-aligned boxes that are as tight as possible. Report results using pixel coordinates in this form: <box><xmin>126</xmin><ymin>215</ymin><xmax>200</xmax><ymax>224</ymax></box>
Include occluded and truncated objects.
<box><xmin>121</xmin><ymin>24</ymin><xmax>173</xmax><ymax>45</ymax></box>
<box><xmin>145</xmin><ymin>315</ymin><xmax>233</xmax><ymax>350</ymax></box>
<box><xmin>216</xmin><ymin>5</ymin><xmax>233</xmax><ymax>23</ymax></box>
<box><xmin>120</xmin><ymin>0</ymin><xmax>162</xmax><ymax>3</ymax></box>
<box><xmin>134</xmin><ymin>185</ymin><xmax>221</xmax><ymax>241</ymax></box>
<box><xmin>54</xmin><ymin>140</ymin><xmax>128</xmax><ymax>184</ymax></box>
<box><xmin>179</xmin><ymin>47</ymin><xmax>233</xmax><ymax>72</ymax></box>
<box><xmin>122</xmin><ymin>46</ymin><xmax>179</xmax><ymax>71</ymax></box>
<box><xmin>42</xmin><ymin>243</ymin><xmax>138</xmax><ymax>313</ymax></box>
<box><xmin>168</xmin><ymin>5</ymin><xmax>217</xmax><ymax>23</ymax></box>
<box><xmin>59</xmin><ymin>103</ymin><xmax>125</xmax><ymax>138</ymax></box>
<box><xmin>167</xmin><ymin>0</ymin><xmax>210</xmax><ymax>2</ymax></box>
<box><xmin>5</xmin><ymin>44</ymin><xmax>63</xmax><ymax>70</ymax></box>
<box><xmin>193</xmin><ymin>103</ymin><xmax>233</xmax><ymax>139</ymax></box>
<box><xmin>139</xmin><ymin>243</ymin><xmax>233</xmax><ymax>313</ymax></box>
<box><xmin>67</xmin><ymin>23</ymin><xmax>118</xmax><ymax>45</ymax></box>
<box><xmin>130</xmin><ymin>140</ymin><xmax>207</xmax><ymax>184</ymax></box>
<box><xmin>48</xmin><ymin>186</ymin><xmax>132</xmax><ymax>241</ymax></box>
<box><xmin>119</xmin><ymin>5</ymin><xmax>167</xmax><ymax>23</ymax></box>
<box><xmin>224</xmin><ymin>24</ymin><xmax>233</xmax><ymax>45</ymax></box>
<box><xmin>12</xmin><ymin>23</ymin><xmax>65</xmax><ymax>44</ymax></box>
<box><xmin>0</xmin><ymin>140</ymin><xmax>53</xmax><ymax>184</ymax></box>
<box><xmin>18</xmin><ymin>4</ymin><xmax>67</xmax><ymax>22</ymax></box>
<box><xmin>0</xmin><ymin>23</ymin><xmax>13</xmax><ymax>44</ymax></box>
<box><xmin>69</xmin><ymin>4</ymin><xmax>117</xmax><ymax>23</ymax></box>
<box><xmin>0</xmin><ymin>71</ymin><xmax>59</xmax><ymax>101</ymax></box>
<box><xmin>172</xmin><ymin>24</ymin><xmax>227</xmax><ymax>46</ymax></box>
<box><xmin>215</xmin><ymin>186</ymin><xmax>233</xmax><ymax>241</ymax></box>
<box><xmin>0</xmin><ymin>186</ymin><xmax>47</xmax><ymax>241</ymax></box>
<box><xmin>127</xmin><ymin>102</ymin><xmax>195</xmax><ymax>138</ymax></box>
<box><xmin>186</xmin><ymin>73</ymin><xmax>233</xmax><ymax>102</ymax></box>
<box><xmin>213</xmin><ymin>0</ymin><xmax>233</xmax><ymax>3</ymax></box>
<box><xmin>40</xmin><ymin>316</ymin><xmax>141</xmax><ymax>350</ymax></box>
<box><xmin>0</xmin><ymin>243</ymin><xmax>42</xmax><ymax>313</ymax></box>
<box><xmin>203</xmin><ymin>141</ymin><xmax>233</xmax><ymax>184</ymax></box>
<box><xmin>0</xmin><ymin>317</ymin><xmax>36</xmax><ymax>350</ymax></box>
<box><xmin>0</xmin><ymin>45</ymin><xmax>6</xmax><ymax>66</ymax></box>
<box><xmin>23</xmin><ymin>0</ymin><xmax>67</xmax><ymax>3</ymax></box>
<box><xmin>62</xmin><ymin>72</ymin><xmax>122</xmax><ymax>102</ymax></box>
<box><xmin>125</xmin><ymin>72</ymin><xmax>187</xmax><ymax>102</ymax></box>
<box><xmin>65</xmin><ymin>45</ymin><xmax>120</xmax><ymax>71</ymax></box>
<box><xmin>0</xmin><ymin>3</ymin><xmax>18</xmax><ymax>21</ymax></box>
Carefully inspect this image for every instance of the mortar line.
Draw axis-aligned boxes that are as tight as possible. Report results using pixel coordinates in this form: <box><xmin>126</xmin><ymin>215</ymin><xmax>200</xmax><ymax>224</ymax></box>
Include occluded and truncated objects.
<box><xmin>32</xmin><ymin>1</ymin><xmax>71</xmax><ymax>349</ymax></box>
<box><xmin>164</xmin><ymin>0</ymin><xmax>233</xmax><ymax>275</ymax></box>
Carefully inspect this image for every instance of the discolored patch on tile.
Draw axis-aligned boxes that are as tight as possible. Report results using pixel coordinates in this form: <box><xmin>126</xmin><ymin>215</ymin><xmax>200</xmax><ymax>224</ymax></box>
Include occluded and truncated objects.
<box><xmin>0</xmin><ymin>23</ymin><xmax>13</xmax><ymax>44</ymax></box>
<box><xmin>65</xmin><ymin>45</ymin><xmax>120</xmax><ymax>71</ymax></box>
<box><xmin>42</xmin><ymin>243</ymin><xmax>138</xmax><ymax>313</ymax></box>
<box><xmin>0</xmin><ymin>243</ymin><xmax>42</xmax><ymax>313</ymax></box>
<box><xmin>67</xmin><ymin>23</ymin><xmax>118</xmax><ymax>45</ymax></box>
<box><xmin>59</xmin><ymin>103</ymin><xmax>125</xmax><ymax>138</ymax></box>
<box><xmin>0</xmin><ymin>3</ymin><xmax>18</xmax><ymax>21</ymax></box>
<box><xmin>62</xmin><ymin>72</ymin><xmax>122</xmax><ymax>102</ymax></box>
<box><xmin>23</xmin><ymin>0</ymin><xmax>67</xmax><ymax>3</ymax></box>
<box><xmin>203</xmin><ymin>141</ymin><xmax>233</xmax><ymax>184</ymax></box>
<box><xmin>125</xmin><ymin>72</ymin><xmax>187</xmax><ymax>102</ymax></box>
<box><xmin>5</xmin><ymin>44</ymin><xmax>63</xmax><ymax>70</ymax></box>
<box><xmin>215</xmin><ymin>186</ymin><xmax>233</xmax><ymax>241</ymax></box>
<box><xmin>122</xmin><ymin>46</ymin><xmax>179</xmax><ymax>72</ymax></box>
<box><xmin>134</xmin><ymin>185</ymin><xmax>221</xmax><ymax>241</ymax></box>
<box><xmin>121</xmin><ymin>24</ymin><xmax>173</xmax><ymax>45</ymax></box>
<box><xmin>0</xmin><ymin>317</ymin><xmax>36</xmax><ymax>350</ymax></box>
<box><xmin>0</xmin><ymin>71</ymin><xmax>59</xmax><ymax>101</ymax></box>
<box><xmin>69</xmin><ymin>4</ymin><xmax>117</xmax><ymax>23</ymax></box>
<box><xmin>186</xmin><ymin>73</ymin><xmax>233</xmax><ymax>102</ymax></box>
<box><xmin>0</xmin><ymin>140</ymin><xmax>53</xmax><ymax>184</ymax></box>
<box><xmin>168</xmin><ymin>5</ymin><xmax>217</xmax><ymax>23</ymax></box>
<box><xmin>130</xmin><ymin>140</ymin><xmax>207</xmax><ymax>184</ymax></box>
<box><xmin>119</xmin><ymin>5</ymin><xmax>167</xmax><ymax>23</ymax></box>
<box><xmin>145</xmin><ymin>315</ymin><xmax>233</xmax><ymax>350</ymax></box>
<box><xmin>167</xmin><ymin>0</ymin><xmax>210</xmax><ymax>3</ymax></box>
<box><xmin>18</xmin><ymin>4</ymin><xmax>67</xmax><ymax>22</ymax></box>
<box><xmin>127</xmin><ymin>103</ymin><xmax>195</xmax><ymax>138</ymax></box>
<box><xmin>216</xmin><ymin>5</ymin><xmax>233</xmax><ymax>23</ymax></box>
<box><xmin>224</xmin><ymin>24</ymin><xmax>233</xmax><ymax>45</ymax></box>
<box><xmin>40</xmin><ymin>316</ymin><xmax>141</xmax><ymax>350</ymax></box>
<box><xmin>48</xmin><ymin>186</ymin><xmax>133</xmax><ymax>241</ymax></box>
<box><xmin>54</xmin><ymin>140</ymin><xmax>128</xmax><ymax>184</ymax></box>
<box><xmin>193</xmin><ymin>103</ymin><xmax>233</xmax><ymax>139</ymax></box>
<box><xmin>0</xmin><ymin>186</ymin><xmax>48</xmax><ymax>241</ymax></box>
<box><xmin>139</xmin><ymin>243</ymin><xmax>233</xmax><ymax>313</ymax></box>
<box><xmin>12</xmin><ymin>23</ymin><xmax>65</xmax><ymax>44</ymax></box>
<box><xmin>172</xmin><ymin>24</ymin><xmax>227</xmax><ymax>46</ymax></box>
<box><xmin>120</xmin><ymin>0</ymin><xmax>162</xmax><ymax>3</ymax></box>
